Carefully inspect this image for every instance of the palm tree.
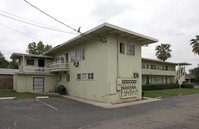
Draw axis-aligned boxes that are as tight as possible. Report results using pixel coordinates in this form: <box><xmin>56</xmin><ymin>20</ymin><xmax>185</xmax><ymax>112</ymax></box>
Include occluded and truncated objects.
<box><xmin>190</xmin><ymin>35</ymin><xmax>199</xmax><ymax>55</ymax></box>
<box><xmin>155</xmin><ymin>44</ymin><xmax>172</xmax><ymax>61</ymax></box>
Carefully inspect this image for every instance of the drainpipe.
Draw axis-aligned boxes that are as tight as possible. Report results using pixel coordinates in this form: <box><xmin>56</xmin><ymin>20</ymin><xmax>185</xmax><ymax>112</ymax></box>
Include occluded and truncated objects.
<box><xmin>23</xmin><ymin>55</ymin><xmax>25</xmax><ymax>72</ymax></box>
<box><xmin>116</xmin><ymin>37</ymin><xmax>119</xmax><ymax>78</ymax></box>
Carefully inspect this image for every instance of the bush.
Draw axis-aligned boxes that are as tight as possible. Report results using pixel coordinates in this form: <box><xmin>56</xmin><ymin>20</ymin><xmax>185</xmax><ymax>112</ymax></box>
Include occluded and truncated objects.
<box><xmin>142</xmin><ymin>83</ymin><xmax>179</xmax><ymax>91</ymax></box>
<box><xmin>181</xmin><ymin>83</ymin><xmax>194</xmax><ymax>89</ymax></box>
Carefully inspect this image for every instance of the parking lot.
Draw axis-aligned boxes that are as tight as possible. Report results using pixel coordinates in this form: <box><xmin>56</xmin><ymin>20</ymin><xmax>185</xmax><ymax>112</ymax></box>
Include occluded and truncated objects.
<box><xmin>1</xmin><ymin>94</ymin><xmax>199</xmax><ymax>129</ymax></box>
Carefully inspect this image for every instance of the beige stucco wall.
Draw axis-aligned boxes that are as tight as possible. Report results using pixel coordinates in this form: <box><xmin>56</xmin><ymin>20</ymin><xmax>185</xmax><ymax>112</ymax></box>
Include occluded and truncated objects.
<box><xmin>54</xmin><ymin>38</ymin><xmax>109</xmax><ymax>103</ymax></box>
<box><xmin>107</xmin><ymin>37</ymin><xmax>142</xmax><ymax>103</ymax></box>
<box><xmin>13</xmin><ymin>74</ymin><xmax>57</xmax><ymax>92</ymax></box>
<box><xmin>51</xmin><ymin>36</ymin><xmax>143</xmax><ymax>103</ymax></box>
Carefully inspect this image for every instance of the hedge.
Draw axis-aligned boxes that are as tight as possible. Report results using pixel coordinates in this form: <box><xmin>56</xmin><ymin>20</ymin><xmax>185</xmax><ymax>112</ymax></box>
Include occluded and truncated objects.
<box><xmin>142</xmin><ymin>84</ymin><xmax>179</xmax><ymax>90</ymax></box>
<box><xmin>181</xmin><ymin>83</ymin><xmax>194</xmax><ymax>88</ymax></box>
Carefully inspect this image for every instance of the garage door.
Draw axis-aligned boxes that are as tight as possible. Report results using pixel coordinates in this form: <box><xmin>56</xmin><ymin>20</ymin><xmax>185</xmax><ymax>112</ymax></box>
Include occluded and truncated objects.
<box><xmin>33</xmin><ymin>77</ymin><xmax>44</xmax><ymax>93</ymax></box>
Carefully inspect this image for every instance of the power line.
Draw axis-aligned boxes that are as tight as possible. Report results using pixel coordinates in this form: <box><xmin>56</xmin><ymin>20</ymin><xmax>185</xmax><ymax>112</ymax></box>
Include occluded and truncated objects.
<box><xmin>0</xmin><ymin>22</ymin><xmax>46</xmax><ymax>41</ymax></box>
<box><xmin>0</xmin><ymin>9</ymin><xmax>63</xmax><ymax>30</ymax></box>
<box><xmin>0</xmin><ymin>13</ymin><xmax>78</xmax><ymax>34</ymax></box>
<box><xmin>24</xmin><ymin>0</ymin><xmax>80</xmax><ymax>34</ymax></box>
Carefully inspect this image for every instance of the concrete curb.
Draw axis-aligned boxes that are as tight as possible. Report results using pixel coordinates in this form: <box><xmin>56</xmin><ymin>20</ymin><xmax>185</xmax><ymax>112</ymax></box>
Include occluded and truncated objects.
<box><xmin>0</xmin><ymin>97</ymin><xmax>16</xmax><ymax>100</ymax></box>
<box><xmin>0</xmin><ymin>96</ymin><xmax>49</xmax><ymax>100</ymax></box>
<box><xmin>36</xmin><ymin>96</ymin><xmax>49</xmax><ymax>99</ymax></box>
<box><xmin>64</xmin><ymin>96</ymin><xmax>162</xmax><ymax>109</ymax></box>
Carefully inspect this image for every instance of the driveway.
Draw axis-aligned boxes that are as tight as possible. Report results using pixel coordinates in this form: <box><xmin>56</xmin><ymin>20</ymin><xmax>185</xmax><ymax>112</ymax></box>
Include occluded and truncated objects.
<box><xmin>0</xmin><ymin>94</ymin><xmax>199</xmax><ymax>129</ymax></box>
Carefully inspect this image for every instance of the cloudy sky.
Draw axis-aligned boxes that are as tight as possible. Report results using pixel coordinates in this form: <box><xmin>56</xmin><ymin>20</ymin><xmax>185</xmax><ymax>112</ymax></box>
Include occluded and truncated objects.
<box><xmin>0</xmin><ymin>0</ymin><xmax>198</xmax><ymax>71</ymax></box>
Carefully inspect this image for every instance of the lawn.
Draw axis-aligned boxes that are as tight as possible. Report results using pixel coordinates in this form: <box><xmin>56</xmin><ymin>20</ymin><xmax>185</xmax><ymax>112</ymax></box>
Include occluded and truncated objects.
<box><xmin>0</xmin><ymin>89</ymin><xmax>61</xmax><ymax>98</ymax></box>
<box><xmin>143</xmin><ymin>88</ymin><xmax>199</xmax><ymax>98</ymax></box>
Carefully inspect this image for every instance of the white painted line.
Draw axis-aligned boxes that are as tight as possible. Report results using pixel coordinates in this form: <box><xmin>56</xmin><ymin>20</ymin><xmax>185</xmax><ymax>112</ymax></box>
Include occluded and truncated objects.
<box><xmin>36</xmin><ymin>96</ymin><xmax>49</xmax><ymax>99</ymax></box>
<box><xmin>36</xmin><ymin>98</ymin><xmax>58</xmax><ymax>110</ymax></box>
<box><xmin>0</xmin><ymin>97</ymin><xmax>16</xmax><ymax>100</ymax></box>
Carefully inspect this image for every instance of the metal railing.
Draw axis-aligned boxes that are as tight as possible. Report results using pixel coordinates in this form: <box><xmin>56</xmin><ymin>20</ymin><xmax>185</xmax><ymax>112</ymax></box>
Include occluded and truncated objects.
<box><xmin>45</xmin><ymin>61</ymin><xmax>69</xmax><ymax>69</ymax></box>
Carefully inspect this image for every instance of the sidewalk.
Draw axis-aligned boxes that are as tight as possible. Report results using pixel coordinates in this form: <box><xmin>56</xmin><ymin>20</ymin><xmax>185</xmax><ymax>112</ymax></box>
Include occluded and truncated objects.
<box><xmin>64</xmin><ymin>96</ymin><xmax>161</xmax><ymax>109</ymax></box>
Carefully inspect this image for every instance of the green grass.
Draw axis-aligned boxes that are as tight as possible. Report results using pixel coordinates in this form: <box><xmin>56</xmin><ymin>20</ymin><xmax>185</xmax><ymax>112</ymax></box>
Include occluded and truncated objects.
<box><xmin>0</xmin><ymin>89</ymin><xmax>62</xmax><ymax>98</ymax></box>
<box><xmin>143</xmin><ymin>88</ymin><xmax>199</xmax><ymax>98</ymax></box>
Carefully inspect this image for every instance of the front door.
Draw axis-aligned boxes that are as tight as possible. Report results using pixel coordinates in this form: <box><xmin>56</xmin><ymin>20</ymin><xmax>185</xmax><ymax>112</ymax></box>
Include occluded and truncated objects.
<box><xmin>33</xmin><ymin>77</ymin><xmax>44</xmax><ymax>92</ymax></box>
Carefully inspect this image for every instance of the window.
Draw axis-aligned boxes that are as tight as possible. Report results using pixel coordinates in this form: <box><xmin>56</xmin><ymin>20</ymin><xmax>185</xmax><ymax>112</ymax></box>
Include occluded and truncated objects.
<box><xmin>88</xmin><ymin>73</ymin><xmax>94</xmax><ymax>80</ymax></box>
<box><xmin>165</xmin><ymin>66</ymin><xmax>168</xmax><ymax>71</ymax></box>
<box><xmin>142</xmin><ymin>77</ymin><xmax>145</xmax><ymax>84</ymax></box>
<box><xmin>127</xmin><ymin>44</ymin><xmax>135</xmax><ymax>55</ymax></box>
<box><xmin>146</xmin><ymin>64</ymin><xmax>149</xmax><ymax>69</ymax></box>
<box><xmin>120</xmin><ymin>43</ymin><xmax>125</xmax><ymax>54</ymax></box>
<box><xmin>66</xmin><ymin>74</ymin><xmax>70</xmax><ymax>82</ymax></box>
<box><xmin>55</xmin><ymin>55</ymin><xmax>64</xmax><ymax>63</ymax></box>
<box><xmin>65</xmin><ymin>53</ymin><xmax>68</xmax><ymax>62</ymax></box>
<box><xmin>71</xmin><ymin>48</ymin><xmax>85</xmax><ymax>62</ymax></box>
<box><xmin>154</xmin><ymin>77</ymin><xmax>157</xmax><ymax>83</ymax></box>
<box><xmin>27</xmin><ymin>58</ymin><xmax>34</xmax><ymax>65</ymax></box>
<box><xmin>82</xmin><ymin>73</ymin><xmax>88</xmax><ymax>80</ymax></box>
<box><xmin>77</xmin><ymin>74</ymin><xmax>81</xmax><ymax>80</ymax></box>
<box><xmin>142</xmin><ymin>64</ymin><xmax>145</xmax><ymax>69</ymax></box>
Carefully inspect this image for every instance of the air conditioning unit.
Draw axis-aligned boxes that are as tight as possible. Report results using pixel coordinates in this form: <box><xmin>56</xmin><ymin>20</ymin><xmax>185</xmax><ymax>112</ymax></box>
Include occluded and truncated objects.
<box><xmin>134</xmin><ymin>73</ymin><xmax>139</xmax><ymax>78</ymax></box>
<box><xmin>73</xmin><ymin>61</ymin><xmax>79</xmax><ymax>67</ymax></box>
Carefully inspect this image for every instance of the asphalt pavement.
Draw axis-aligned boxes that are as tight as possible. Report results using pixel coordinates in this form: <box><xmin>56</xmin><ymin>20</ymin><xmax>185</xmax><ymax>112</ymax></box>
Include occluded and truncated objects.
<box><xmin>0</xmin><ymin>93</ymin><xmax>199</xmax><ymax>129</ymax></box>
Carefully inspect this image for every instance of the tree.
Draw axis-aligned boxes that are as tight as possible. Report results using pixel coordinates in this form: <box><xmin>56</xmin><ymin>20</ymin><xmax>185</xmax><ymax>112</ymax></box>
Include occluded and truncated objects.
<box><xmin>26</xmin><ymin>41</ymin><xmax>52</xmax><ymax>55</ymax></box>
<box><xmin>9</xmin><ymin>59</ymin><xmax>18</xmax><ymax>69</ymax></box>
<box><xmin>190</xmin><ymin>35</ymin><xmax>199</xmax><ymax>55</ymax></box>
<box><xmin>0</xmin><ymin>51</ymin><xmax>9</xmax><ymax>68</ymax></box>
<box><xmin>155</xmin><ymin>44</ymin><xmax>172</xmax><ymax>61</ymax></box>
<box><xmin>189</xmin><ymin>67</ymin><xmax>199</xmax><ymax>83</ymax></box>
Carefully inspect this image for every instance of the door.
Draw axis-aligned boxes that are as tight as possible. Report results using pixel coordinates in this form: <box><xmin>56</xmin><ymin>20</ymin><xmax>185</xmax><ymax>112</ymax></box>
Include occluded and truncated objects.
<box><xmin>33</xmin><ymin>77</ymin><xmax>44</xmax><ymax>92</ymax></box>
<box><xmin>38</xmin><ymin>58</ymin><xmax>45</xmax><ymax>67</ymax></box>
<box><xmin>146</xmin><ymin>77</ymin><xmax>149</xmax><ymax>84</ymax></box>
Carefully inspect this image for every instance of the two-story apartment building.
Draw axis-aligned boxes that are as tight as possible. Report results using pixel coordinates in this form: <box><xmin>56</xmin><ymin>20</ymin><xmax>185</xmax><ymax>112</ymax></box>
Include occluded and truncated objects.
<box><xmin>11</xmin><ymin>23</ymin><xmax>159</xmax><ymax>104</ymax></box>
<box><xmin>142</xmin><ymin>58</ymin><xmax>190</xmax><ymax>85</ymax></box>
<box><xmin>10</xmin><ymin>23</ymin><xmax>190</xmax><ymax>104</ymax></box>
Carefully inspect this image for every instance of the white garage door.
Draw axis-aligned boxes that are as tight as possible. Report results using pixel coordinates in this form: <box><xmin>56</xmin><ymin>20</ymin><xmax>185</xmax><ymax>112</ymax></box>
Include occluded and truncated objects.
<box><xmin>33</xmin><ymin>77</ymin><xmax>44</xmax><ymax>93</ymax></box>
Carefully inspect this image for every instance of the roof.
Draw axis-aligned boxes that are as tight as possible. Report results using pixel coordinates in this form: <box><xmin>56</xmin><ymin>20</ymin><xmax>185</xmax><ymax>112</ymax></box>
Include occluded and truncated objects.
<box><xmin>10</xmin><ymin>53</ymin><xmax>53</xmax><ymax>59</ymax></box>
<box><xmin>44</xmin><ymin>23</ymin><xmax>158</xmax><ymax>55</ymax></box>
<box><xmin>185</xmin><ymin>74</ymin><xmax>195</xmax><ymax>79</ymax></box>
<box><xmin>142</xmin><ymin>58</ymin><xmax>191</xmax><ymax>65</ymax></box>
<box><xmin>0</xmin><ymin>68</ymin><xmax>18</xmax><ymax>75</ymax></box>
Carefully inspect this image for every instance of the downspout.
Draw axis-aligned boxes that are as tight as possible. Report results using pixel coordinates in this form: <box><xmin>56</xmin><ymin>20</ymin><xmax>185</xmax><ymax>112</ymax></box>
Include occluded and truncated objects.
<box><xmin>23</xmin><ymin>55</ymin><xmax>25</xmax><ymax>72</ymax></box>
<box><xmin>116</xmin><ymin>37</ymin><xmax>119</xmax><ymax>78</ymax></box>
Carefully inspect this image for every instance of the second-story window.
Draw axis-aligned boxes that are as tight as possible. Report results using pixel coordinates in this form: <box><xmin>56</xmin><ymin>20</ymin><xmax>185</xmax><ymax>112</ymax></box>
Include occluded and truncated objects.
<box><xmin>127</xmin><ymin>44</ymin><xmax>135</xmax><ymax>55</ymax></box>
<box><xmin>142</xmin><ymin>64</ymin><xmax>145</xmax><ymax>69</ymax></box>
<box><xmin>71</xmin><ymin>48</ymin><xmax>85</xmax><ymax>62</ymax></box>
<box><xmin>27</xmin><ymin>58</ymin><xmax>34</xmax><ymax>65</ymax></box>
<box><xmin>120</xmin><ymin>43</ymin><xmax>125</xmax><ymax>54</ymax></box>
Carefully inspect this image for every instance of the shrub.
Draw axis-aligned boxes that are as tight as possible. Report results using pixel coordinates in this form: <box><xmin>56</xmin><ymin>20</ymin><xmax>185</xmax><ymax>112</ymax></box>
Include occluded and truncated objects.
<box><xmin>142</xmin><ymin>83</ymin><xmax>179</xmax><ymax>90</ymax></box>
<box><xmin>181</xmin><ymin>83</ymin><xmax>194</xmax><ymax>89</ymax></box>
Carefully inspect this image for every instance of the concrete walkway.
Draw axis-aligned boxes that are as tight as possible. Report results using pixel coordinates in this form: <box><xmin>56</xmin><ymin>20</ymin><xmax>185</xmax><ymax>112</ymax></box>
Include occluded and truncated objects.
<box><xmin>64</xmin><ymin>96</ymin><xmax>161</xmax><ymax>109</ymax></box>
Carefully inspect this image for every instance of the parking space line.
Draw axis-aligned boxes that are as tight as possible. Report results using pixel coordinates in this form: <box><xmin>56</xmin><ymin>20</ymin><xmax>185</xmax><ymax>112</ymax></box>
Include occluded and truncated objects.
<box><xmin>36</xmin><ymin>98</ymin><xmax>58</xmax><ymax>110</ymax></box>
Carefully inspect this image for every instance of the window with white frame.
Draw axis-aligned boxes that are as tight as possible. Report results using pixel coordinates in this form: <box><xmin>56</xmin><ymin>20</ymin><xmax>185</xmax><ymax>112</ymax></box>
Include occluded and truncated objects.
<box><xmin>142</xmin><ymin>63</ymin><xmax>145</xmax><ymax>69</ymax></box>
<box><xmin>88</xmin><ymin>73</ymin><xmax>94</xmax><ymax>80</ymax></box>
<box><xmin>76</xmin><ymin>73</ymin><xmax>94</xmax><ymax>80</ymax></box>
<box><xmin>55</xmin><ymin>55</ymin><xmax>64</xmax><ymax>63</ymax></box>
<box><xmin>71</xmin><ymin>48</ymin><xmax>85</xmax><ymax>62</ymax></box>
<box><xmin>66</xmin><ymin>74</ymin><xmax>70</xmax><ymax>82</ymax></box>
<box><xmin>127</xmin><ymin>44</ymin><xmax>135</xmax><ymax>55</ymax></box>
<box><xmin>82</xmin><ymin>73</ymin><xmax>88</xmax><ymax>80</ymax></box>
<box><xmin>27</xmin><ymin>58</ymin><xmax>34</xmax><ymax>65</ymax></box>
<box><xmin>77</xmin><ymin>74</ymin><xmax>81</xmax><ymax>80</ymax></box>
